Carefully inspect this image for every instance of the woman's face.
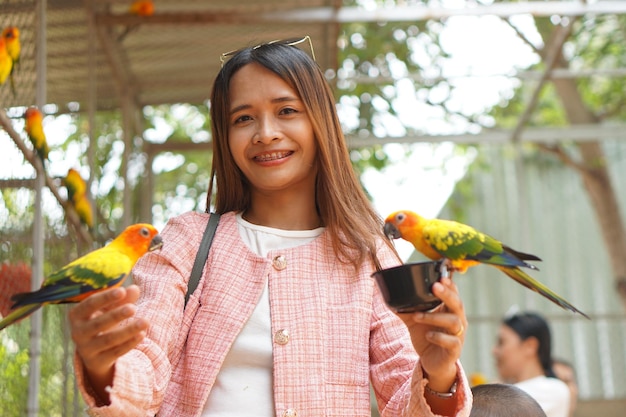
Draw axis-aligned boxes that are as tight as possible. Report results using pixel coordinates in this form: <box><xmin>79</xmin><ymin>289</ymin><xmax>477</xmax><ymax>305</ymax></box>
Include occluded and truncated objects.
<box><xmin>493</xmin><ymin>324</ymin><xmax>531</xmax><ymax>383</ymax></box>
<box><xmin>227</xmin><ymin>62</ymin><xmax>317</xmax><ymax>198</ymax></box>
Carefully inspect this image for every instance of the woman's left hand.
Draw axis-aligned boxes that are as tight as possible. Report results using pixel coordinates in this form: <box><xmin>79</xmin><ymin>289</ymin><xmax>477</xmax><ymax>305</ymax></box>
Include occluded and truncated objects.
<box><xmin>396</xmin><ymin>275</ymin><xmax>467</xmax><ymax>392</ymax></box>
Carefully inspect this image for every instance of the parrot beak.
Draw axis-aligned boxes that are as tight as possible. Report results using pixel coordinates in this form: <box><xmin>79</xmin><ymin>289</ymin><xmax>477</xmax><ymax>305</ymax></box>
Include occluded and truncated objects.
<box><xmin>383</xmin><ymin>223</ymin><xmax>401</xmax><ymax>240</ymax></box>
<box><xmin>149</xmin><ymin>234</ymin><xmax>163</xmax><ymax>252</ymax></box>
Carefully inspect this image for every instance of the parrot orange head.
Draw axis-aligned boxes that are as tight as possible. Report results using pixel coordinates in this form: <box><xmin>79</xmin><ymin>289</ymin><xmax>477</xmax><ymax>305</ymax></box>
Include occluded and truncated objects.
<box><xmin>2</xmin><ymin>27</ymin><xmax>20</xmax><ymax>61</ymax></box>
<box><xmin>383</xmin><ymin>210</ymin><xmax>423</xmax><ymax>240</ymax></box>
<box><xmin>2</xmin><ymin>27</ymin><xmax>19</xmax><ymax>41</ymax></box>
<box><xmin>108</xmin><ymin>223</ymin><xmax>163</xmax><ymax>263</ymax></box>
<box><xmin>25</xmin><ymin>107</ymin><xmax>42</xmax><ymax>123</ymax></box>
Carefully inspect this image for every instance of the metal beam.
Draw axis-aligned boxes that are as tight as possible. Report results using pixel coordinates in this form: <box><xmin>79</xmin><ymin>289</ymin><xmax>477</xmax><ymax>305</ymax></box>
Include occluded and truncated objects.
<box><xmin>94</xmin><ymin>1</ymin><xmax>626</xmax><ymax>26</ymax></box>
<box><xmin>342</xmin><ymin>67</ymin><xmax>626</xmax><ymax>85</ymax></box>
<box><xmin>345</xmin><ymin>124</ymin><xmax>626</xmax><ymax>147</ymax></box>
<box><xmin>28</xmin><ymin>0</ymin><xmax>47</xmax><ymax>414</ymax></box>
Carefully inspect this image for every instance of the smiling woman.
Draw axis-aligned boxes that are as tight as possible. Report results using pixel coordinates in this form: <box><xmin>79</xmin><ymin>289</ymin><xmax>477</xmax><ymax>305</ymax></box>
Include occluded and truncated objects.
<box><xmin>70</xmin><ymin>36</ymin><xmax>473</xmax><ymax>417</ymax></box>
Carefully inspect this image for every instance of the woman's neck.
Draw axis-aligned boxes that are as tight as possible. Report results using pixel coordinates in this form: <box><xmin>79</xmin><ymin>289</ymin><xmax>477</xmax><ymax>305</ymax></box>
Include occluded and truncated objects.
<box><xmin>515</xmin><ymin>360</ymin><xmax>546</xmax><ymax>383</ymax></box>
<box><xmin>245</xmin><ymin>191</ymin><xmax>321</xmax><ymax>230</ymax></box>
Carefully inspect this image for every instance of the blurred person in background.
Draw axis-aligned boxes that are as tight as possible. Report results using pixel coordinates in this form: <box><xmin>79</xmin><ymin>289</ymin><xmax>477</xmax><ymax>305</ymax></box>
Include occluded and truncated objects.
<box><xmin>492</xmin><ymin>311</ymin><xmax>570</xmax><ymax>417</ymax></box>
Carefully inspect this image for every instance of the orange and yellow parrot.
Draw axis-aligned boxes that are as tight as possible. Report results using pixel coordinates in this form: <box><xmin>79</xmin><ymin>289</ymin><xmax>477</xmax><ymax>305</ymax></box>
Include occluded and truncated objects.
<box><xmin>0</xmin><ymin>223</ymin><xmax>162</xmax><ymax>331</ymax></box>
<box><xmin>2</xmin><ymin>27</ymin><xmax>20</xmax><ymax>96</ymax></box>
<box><xmin>24</xmin><ymin>107</ymin><xmax>49</xmax><ymax>163</ymax></box>
<box><xmin>63</xmin><ymin>168</ymin><xmax>88</xmax><ymax>203</ymax></box>
<box><xmin>63</xmin><ymin>168</ymin><xmax>93</xmax><ymax>228</ymax></box>
<box><xmin>384</xmin><ymin>210</ymin><xmax>589</xmax><ymax>318</ymax></box>
<box><xmin>0</xmin><ymin>37</ymin><xmax>13</xmax><ymax>87</ymax></box>
<box><xmin>129</xmin><ymin>0</ymin><xmax>154</xmax><ymax>16</ymax></box>
<box><xmin>119</xmin><ymin>1</ymin><xmax>154</xmax><ymax>41</ymax></box>
<box><xmin>72</xmin><ymin>192</ymin><xmax>94</xmax><ymax>229</ymax></box>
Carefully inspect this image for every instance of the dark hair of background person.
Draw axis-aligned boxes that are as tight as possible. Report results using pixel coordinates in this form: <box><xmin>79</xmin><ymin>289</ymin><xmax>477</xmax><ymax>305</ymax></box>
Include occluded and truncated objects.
<box><xmin>503</xmin><ymin>311</ymin><xmax>556</xmax><ymax>378</ymax></box>
<box><xmin>470</xmin><ymin>383</ymin><xmax>547</xmax><ymax>417</ymax></box>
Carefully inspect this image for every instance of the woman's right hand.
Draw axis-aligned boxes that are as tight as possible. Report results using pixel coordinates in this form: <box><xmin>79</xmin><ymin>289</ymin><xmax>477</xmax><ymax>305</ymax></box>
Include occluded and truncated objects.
<box><xmin>69</xmin><ymin>284</ymin><xmax>148</xmax><ymax>403</ymax></box>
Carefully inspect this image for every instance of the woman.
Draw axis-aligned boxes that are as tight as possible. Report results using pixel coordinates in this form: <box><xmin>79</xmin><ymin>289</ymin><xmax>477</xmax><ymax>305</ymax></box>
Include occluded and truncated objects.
<box><xmin>70</xmin><ymin>37</ymin><xmax>472</xmax><ymax>416</ymax></box>
<box><xmin>492</xmin><ymin>312</ymin><xmax>570</xmax><ymax>417</ymax></box>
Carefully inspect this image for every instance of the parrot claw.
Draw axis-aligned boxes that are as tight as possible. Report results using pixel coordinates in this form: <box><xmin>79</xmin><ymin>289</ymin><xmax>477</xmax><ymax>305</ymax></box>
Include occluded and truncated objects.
<box><xmin>438</xmin><ymin>261</ymin><xmax>450</xmax><ymax>279</ymax></box>
<box><xmin>439</xmin><ymin>258</ymin><xmax>461</xmax><ymax>280</ymax></box>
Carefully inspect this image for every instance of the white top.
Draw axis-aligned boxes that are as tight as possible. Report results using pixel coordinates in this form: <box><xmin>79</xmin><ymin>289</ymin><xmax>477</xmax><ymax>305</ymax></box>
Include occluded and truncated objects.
<box><xmin>515</xmin><ymin>375</ymin><xmax>571</xmax><ymax>417</ymax></box>
<box><xmin>201</xmin><ymin>213</ymin><xmax>324</xmax><ymax>416</ymax></box>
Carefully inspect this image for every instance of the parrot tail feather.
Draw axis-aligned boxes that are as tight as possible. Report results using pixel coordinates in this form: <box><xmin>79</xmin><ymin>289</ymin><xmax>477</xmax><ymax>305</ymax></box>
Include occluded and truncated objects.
<box><xmin>496</xmin><ymin>266</ymin><xmax>590</xmax><ymax>319</ymax></box>
<box><xmin>0</xmin><ymin>304</ymin><xmax>43</xmax><ymax>331</ymax></box>
<box><xmin>502</xmin><ymin>245</ymin><xmax>542</xmax><ymax>262</ymax></box>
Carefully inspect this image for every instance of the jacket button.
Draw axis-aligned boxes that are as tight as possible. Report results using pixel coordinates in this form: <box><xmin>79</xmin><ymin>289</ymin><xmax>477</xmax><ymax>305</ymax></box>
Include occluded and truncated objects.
<box><xmin>272</xmin><ymin>255</ymin><xmax>287</xmax><ymax>270</ymax></box>
<box><xmin>283</xmin><ymin>408</ymin><xmax>297</xmax><ymax>417</ymax></box>
<box><xmin>274</xmin><ymin>329</ymin><xmax>290</xmax><ymax>345</ymax></box>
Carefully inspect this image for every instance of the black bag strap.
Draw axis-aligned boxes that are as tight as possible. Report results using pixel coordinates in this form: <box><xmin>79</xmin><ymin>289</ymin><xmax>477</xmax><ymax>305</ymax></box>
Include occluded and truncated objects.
<box><xmin>184</xmin><ymin>213</ymin><xmax>220</xmax><ymax>308</ymax></box>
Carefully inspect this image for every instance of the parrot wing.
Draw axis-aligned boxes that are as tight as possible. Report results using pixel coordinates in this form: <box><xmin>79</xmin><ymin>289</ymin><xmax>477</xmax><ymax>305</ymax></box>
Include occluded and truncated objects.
<box><xmin>422</xmin><ymin>219</ymin><xmax>540</xmax><ymax>270</ymax></box>
<box><xmin>73</xmin><ymin>193</ymin><xmax>94</xmax><ymax>229</ymax></box>
<box><xmin>10</xmin><ymin>247</ymin><xmax>133</xmax><ymax>308</ymax></box>
<box><xmin>64</xmin><ymin>169</ymin><xmax>87</xmax><ymax>202</ymax></box>
<box><xmin>10</xmin><ymin>269</ymin><xmax>127</xmax><ymax>307</ymax></box>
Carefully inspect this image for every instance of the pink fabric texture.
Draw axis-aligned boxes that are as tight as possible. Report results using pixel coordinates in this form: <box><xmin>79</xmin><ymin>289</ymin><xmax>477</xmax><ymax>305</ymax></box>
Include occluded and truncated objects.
<box><xmin>76</xmin><ymin>211</ymin><xmax>471</xmax><ymax>416</ymax></box>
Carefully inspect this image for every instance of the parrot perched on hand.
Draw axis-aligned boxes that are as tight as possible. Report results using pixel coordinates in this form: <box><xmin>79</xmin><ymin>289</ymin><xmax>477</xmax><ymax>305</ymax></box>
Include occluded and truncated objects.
<box><xmin>384</xmin><ymin>210</ymin><xmax>589</xmax><ymax>319</ymax></box>
<box><xmin>1</xmin><ymin>27</ymin><xmax>20</xmax><ymax>96</ymax></box>
<box><xmin>24</xmin><ymin>107</ymin><xmax>50</xmax><ymax>163</ymax></box>
<box><xmin>0</xmin><ymin>37</ymin><xmax>13</xmax><ymax>87</ymax></box>
<box><xmin>0</xmin><ymin>223</ymin><xmax>163</xmax><ymax>331</ymax></box>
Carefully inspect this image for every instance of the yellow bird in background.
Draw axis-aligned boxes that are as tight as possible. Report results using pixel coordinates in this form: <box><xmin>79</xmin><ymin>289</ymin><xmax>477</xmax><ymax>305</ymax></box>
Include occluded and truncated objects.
<box><xmin>0</xmin><ymin>37</ymin><xmax>13</xmax><ymax>87</ymax></box>
<box><xmin>73</xmin><ymin>193</ymin><xmax>94</xmax><ymax>229</ymax></box>
<box><xmin>63</xmin><ymin>168</ymin><xmax>94</xmax><ymax>229</ymax></box>
<box><xmin>119</xmin><ymin>0</ymin><xmax>154</xmax><ymax>41</ymax></box>
<box><xmin>64</xmin><ymin>168</ymin><xmax>88</xmax><ymax>203</ymax></box>
<box><xmin>1</xmin><ymin>26</ymin><xmax>20</xmax><ymax>96</ymax></box>
<box><xmin>2</xmin><ymin>27</ymin><xmax>21</xmax><ymax>63</ymax></box>
<box><xmin>24</xmin><ymin>107</ymin><xmax>50</xmax><ymax>163</ymax></box>
<box><xmin>129</xmin><ymin>0</ymin><xmax>155</xmax><ymax>16</ymax></box>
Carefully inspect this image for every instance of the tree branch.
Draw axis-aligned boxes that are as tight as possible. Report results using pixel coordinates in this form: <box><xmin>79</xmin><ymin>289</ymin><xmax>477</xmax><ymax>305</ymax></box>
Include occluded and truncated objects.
<box><xmin>504</xmin><ymin>18</ymin><xmax>542</xmax><ymax>55</ymax></box>
<box><xmin>535</xmin><ymin>143</ymin><xmax>589</xmax><ymax>174</ymax></box>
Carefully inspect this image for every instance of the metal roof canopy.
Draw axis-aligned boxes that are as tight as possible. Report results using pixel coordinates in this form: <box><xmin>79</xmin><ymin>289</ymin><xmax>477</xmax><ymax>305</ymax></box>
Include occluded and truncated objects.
<box><xmin>1</xmin><ymin>1</ymin><xmax>625</xmax><ymax>144</ymax></box>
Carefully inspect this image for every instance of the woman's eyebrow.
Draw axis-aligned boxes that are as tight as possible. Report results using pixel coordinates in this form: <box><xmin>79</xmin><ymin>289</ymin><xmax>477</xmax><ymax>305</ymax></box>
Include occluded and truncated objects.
<box><xmin>230</xmin><ymin>96</ymin><xmax>300</xmax><ymax>115</ymax></box>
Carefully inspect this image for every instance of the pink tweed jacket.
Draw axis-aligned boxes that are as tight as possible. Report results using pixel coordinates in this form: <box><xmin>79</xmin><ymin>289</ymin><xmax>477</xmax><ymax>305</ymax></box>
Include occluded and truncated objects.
<box><xmin>76</xmin><ymin>211</ymin><xmax>471</xmax><ymax>417</ymax></box>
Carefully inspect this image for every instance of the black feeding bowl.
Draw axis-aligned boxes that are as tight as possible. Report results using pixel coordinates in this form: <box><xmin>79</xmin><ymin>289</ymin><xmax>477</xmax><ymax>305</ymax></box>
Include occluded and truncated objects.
<box><xmin>372</xmin><ymin>260</ymin><xmax>447</xmax><ymax>313</ymax></box>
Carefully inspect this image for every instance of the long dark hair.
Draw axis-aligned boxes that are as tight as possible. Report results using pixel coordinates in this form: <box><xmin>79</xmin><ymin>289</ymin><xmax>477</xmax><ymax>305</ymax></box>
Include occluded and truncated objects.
<box><xmin>207</xmin><ymin>39</ymin><xmax>398</xmax><ymax>270</ymax></box>
<box><xmin>503</xmin><ymin>312</ymin><xmax>556</xmax><ymax>378</ymax></box>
